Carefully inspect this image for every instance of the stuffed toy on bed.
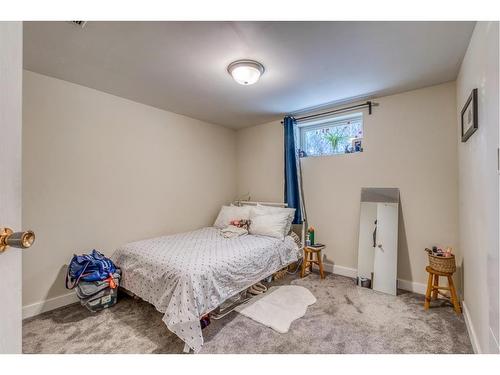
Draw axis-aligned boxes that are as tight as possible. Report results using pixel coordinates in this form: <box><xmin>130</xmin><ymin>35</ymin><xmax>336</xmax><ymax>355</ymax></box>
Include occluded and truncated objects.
<box><xmin>229</xmin><ymin>219</ymin><xmax>251</xmax><ymax>230</ymax></box>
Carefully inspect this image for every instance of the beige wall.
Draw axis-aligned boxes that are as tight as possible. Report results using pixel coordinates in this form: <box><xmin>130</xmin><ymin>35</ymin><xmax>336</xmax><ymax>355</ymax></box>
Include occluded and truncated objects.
<box><xmin>456</xmin><ymin>21</ymin><xmax>499</xmax><ymax>354</ymax></box>
<box><xmin>22</xmin><ymin>71</ymin><xmax>236</xmax><ymax>309</ymax></box>
<box><xmin>237</xmin><ymin>82</ymin><xmax>459</xmax><ymax>286</ymax></box>
<box><xmin>237</xmin><ymin>120</ymin><xmax>284</xmax><ymax>203</ymax></box>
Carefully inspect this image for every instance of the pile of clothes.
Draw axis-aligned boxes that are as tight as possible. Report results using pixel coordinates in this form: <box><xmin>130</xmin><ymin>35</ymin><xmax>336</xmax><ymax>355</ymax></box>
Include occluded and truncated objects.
<box><xmin>66</xmin><ymin>249</ymin><xmax>121</xmax><ymax>312</ymax></box>
<box><xmin>219</xmin><ymin>219</ymin><xmax>251</xmax><ymax>238</ymax></box>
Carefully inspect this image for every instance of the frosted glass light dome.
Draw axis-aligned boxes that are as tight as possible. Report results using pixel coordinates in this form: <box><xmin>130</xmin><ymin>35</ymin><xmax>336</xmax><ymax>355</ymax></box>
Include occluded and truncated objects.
<box><xmin>227</xmin><ymin>60</ymin><xmax>265</xmax><ymax>85</ymax></box>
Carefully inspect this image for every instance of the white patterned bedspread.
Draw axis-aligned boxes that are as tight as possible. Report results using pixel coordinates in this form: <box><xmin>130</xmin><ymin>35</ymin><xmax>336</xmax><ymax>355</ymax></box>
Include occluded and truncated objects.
<box><xmin>111</xmin><ymin>227</ymin><xmax>300</xmax><ymax>352</ymax></box>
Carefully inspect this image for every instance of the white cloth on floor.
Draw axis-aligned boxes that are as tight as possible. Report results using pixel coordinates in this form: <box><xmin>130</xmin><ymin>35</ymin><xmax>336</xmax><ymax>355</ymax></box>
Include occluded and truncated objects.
<box><xmin>235</xmin><ymin>285</ymin><xmax>316</xmax><ymax>333</ymax></box>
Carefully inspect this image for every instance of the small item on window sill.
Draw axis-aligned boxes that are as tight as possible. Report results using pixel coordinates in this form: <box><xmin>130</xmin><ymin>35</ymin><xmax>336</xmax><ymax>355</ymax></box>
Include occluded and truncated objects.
<box><xmin>352</xmin><ymin>138</ymin><xmax>363</xmax><ymax>152</ymax></box>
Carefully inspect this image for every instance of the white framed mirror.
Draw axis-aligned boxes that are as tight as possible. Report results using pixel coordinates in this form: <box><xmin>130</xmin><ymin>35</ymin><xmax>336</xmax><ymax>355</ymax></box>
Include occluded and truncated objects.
<box><xmin>357</xmin><ymin>188</ymin><xmax>400</xmax><ymax>295</ymax></box>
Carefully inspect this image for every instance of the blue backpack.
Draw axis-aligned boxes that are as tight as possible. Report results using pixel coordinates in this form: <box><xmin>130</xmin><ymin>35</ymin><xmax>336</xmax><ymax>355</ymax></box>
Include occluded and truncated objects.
<box><xmin>66</xmin><ymin>249</ymin><xmax>117</xmax><ymax>289</ymax></box>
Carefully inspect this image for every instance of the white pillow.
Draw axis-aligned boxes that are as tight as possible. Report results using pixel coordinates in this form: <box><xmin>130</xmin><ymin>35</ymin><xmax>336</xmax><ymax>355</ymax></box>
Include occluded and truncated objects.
<box><xmin>249</xmin><ymin>210</ymin><xmax>290</xmax><ymax>239</ymax></box>
<box><xmin>253</xmin><ymin>204</ymin><xmax>296</xmax><ymax>234</ymax></box>
<box><xmin>213</xmin><ymin>205</ymin><xmax>251</xmax><ymax>229</ymax></box>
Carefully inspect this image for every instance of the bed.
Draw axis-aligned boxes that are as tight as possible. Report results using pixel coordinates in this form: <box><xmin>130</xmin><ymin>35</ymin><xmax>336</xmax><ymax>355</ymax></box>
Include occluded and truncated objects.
<box><xmin>111</xmin><ymin>207</ymin><xmax>301</xmax><ymax>353</ymax></box>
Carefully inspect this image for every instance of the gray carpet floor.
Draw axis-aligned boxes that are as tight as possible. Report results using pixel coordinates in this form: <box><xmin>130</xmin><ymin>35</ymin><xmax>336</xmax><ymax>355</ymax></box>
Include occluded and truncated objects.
<box><xmin>23</xmin><ymin>273</ymin><xmax>473</xmax><ymax>354</ymax></box>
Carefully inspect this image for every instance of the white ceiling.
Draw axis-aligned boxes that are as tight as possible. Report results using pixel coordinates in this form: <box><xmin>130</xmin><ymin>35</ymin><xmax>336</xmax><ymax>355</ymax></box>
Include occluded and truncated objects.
<box><xmin>23</xmin><ymin>21</ymin><xmax>475</xmax><ymax>129</ymax></box>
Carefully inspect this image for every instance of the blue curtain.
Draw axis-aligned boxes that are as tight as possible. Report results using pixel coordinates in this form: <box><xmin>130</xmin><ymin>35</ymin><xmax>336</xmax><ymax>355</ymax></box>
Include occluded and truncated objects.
<box><xmin>284</xmin><ymin>116</ymin><xmax>303</xmax><ymax>224</ymax></box>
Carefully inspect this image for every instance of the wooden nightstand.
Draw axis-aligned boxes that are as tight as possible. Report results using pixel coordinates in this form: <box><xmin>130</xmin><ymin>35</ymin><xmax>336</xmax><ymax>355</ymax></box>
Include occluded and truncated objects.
<box><xmin>301</xmin><ymin>245</ymin><xmax>325</xmax><ymax>279</ymax></box>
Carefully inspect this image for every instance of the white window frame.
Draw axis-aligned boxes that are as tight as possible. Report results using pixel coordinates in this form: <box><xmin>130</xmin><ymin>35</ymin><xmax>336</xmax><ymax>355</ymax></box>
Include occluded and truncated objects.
<box><xmin>298</xmin><ymin>112</ymin><xmax>363</xmax><ymax>157</ymax></box>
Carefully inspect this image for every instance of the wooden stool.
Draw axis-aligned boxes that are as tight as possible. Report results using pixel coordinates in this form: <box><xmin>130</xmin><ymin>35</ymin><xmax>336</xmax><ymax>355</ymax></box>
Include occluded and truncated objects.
<box><xmin>424</xmin><ymin>266</ymin><xmax>461</xmax><ymax>314</ymax></box>
<box><xmin>301</xmin><ymin>246</ymin><xmax>325</xmax><ymax>279</ymax></box>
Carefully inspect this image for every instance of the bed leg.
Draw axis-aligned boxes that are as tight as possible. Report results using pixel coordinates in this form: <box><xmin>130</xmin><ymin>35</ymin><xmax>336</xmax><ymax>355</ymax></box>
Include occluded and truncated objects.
<box><xmin>183</xmin><ymin>343</ymin><xmax>191</xmax><ymax>353</ymax></box>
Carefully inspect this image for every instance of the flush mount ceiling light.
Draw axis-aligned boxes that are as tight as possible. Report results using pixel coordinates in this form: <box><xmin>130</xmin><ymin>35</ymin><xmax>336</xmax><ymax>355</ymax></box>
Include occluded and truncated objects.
<box><xmin>227</xmin><ymin>59</ymin><xmax>265</xmax><ymax>85</ymax></box>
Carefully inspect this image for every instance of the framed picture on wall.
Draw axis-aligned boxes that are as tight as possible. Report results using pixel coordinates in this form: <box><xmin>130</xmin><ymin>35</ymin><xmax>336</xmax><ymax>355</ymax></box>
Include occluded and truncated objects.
<box><xmin>461</xmin><ymin>88</ymin><xmax>478</xmax><ymax>142</ymax></box>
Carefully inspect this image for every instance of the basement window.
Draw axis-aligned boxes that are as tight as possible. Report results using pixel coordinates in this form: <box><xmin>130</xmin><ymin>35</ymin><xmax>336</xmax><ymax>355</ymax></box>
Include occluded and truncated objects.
<box><xmin>298</xmin><ymin>113</ymin><xmax>363</xmax><ymax>157</ymax></box>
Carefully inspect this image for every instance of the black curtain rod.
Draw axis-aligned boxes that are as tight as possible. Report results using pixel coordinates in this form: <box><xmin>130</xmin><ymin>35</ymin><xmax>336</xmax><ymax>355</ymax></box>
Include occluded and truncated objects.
<box><xmin>282</xmin><ymin>101</ymin><xmax>373</xmax><ymax>124</ymax></box>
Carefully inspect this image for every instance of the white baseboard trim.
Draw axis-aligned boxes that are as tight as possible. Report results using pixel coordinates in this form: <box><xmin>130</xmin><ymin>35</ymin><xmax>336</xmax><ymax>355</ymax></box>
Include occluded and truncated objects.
<box><xmin>322</xmin><ymin>262</ymin><xmax>427</xmax><ymax>295</ymax></box>
<box><xmin>323</xmin><ymin>262</ymin><xmax>357</xmax><ymax>278</ymax></box>
<box><xmin>462</xmin><ymin>301</ymin><xmax>481</xmax><ymax>354</ymax></box>
<box><xmin>23</xmin><ymin>292</ymin><xmax>79</xmax><ymax>320</ymax></box>
<box><xmin>396</xmin><ymin>278</ymin><xmax>427</xmax><ymax>295</ymax></box>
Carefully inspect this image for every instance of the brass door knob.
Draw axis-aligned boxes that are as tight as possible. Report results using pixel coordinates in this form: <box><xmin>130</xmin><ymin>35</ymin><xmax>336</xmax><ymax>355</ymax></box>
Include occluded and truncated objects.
<box><xmin>0</xmin><ymin>227</ymin><xmax>36</xmax><ymax>253</ymax></box>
